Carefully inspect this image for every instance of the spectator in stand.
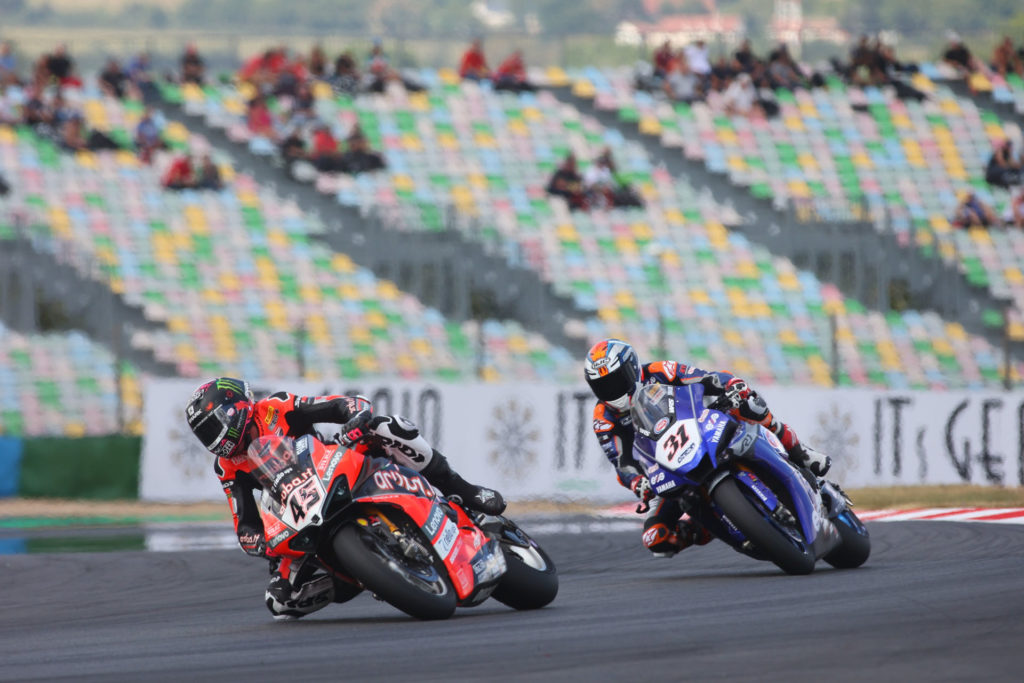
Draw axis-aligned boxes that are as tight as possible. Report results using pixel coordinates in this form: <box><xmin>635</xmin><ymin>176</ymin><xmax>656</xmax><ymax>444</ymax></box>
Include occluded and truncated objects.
<box><xmin>309</xmin><ymin>44</ymin><xmax>328</xmax><ymax>80</ymax></box>
<box><xmin>709</xmin><ymin>55</ymin><xmax>740</xmax><ymax>93</ymax></box>
<box><xmin>309</xmin><ymin>123</ymin><xmax>346</xmax><ymax>172</ymax></box>
<box><xmin>343</xmin><ymin>123</ymin><xmax>385</xmax><ymax>173</ymax></box>
<box><xmin>683</xmin><ymin>40</ymin><xmax>712</xmax><ymax>87</ymax></box>
<box><xmin>952</xmin><ymin>190</ymin><xmax>999</xmax><ymax>228</ymax></box>
<box><xmin>43</xmin><ymin>44</ymin><xmax>81</xmax><ymax>87</ymax></box>
<box><xmin>161</xmin><ymin>154</ymin><xmax>195</xmax><ymax>190</ymax></box>
<box><xmin>271</xmin><ymin>54</ymin><xmax>303</xmax><ymax>98</ymax></box>
<box><xmin>985</xmin><ymin>139</ymin><xmax>1022</xmax><ymax>189</ymax></box>
<box><xmin>494</xmin><ymin>50</ymin><xmax>535</xmax><ymax>92</ymax></box>
<box><xmin>127</xmin><ymin>52</ymin><xmax>157</xmax><ymax>101</ymax></box>
<box><xmin>942</xmin><ymin>32</ymin><xmax>980</xmax><ymax>76</ymax></box>
<box><xmin>366</xmin><ymin>40</ymin><xmax>392</xmax><ymax>93</ymax></box>
<box><xmin>247</xmin><ymin>95</ymin><xmax>278</xmax><ymax>141</ymax></box>
<box><xmin>181</xmin><ymin>42</ymin><xmax>206</xmax><ymax>85</ymax></box>
<box><xmin>50</xmin><ymin>90</ymin><xmax>76</xmax><ymax>128</ymax></box>
<box><xmin>767</xmin><ymin>43</ymin><xmax>804</xmax><ymax>89</ymax></box>
<box><xmin>99</xmin><ymin>57</ymin><xmax>128</xmax><ymax>99</ymax></box>
<box><xmin>280</xmin><ymin>127</ymin><xmax>308</xmax><ymax>175</ymax></box>
<box><xmin>332</xmin><ymin>51</ymin><xmax>361</xmax><ymax>94</ymax></box>
<box><xmin>546</xmin><ymin>152</ymin><xmax>587</xmax><ymax>211</ymax></box>
<box><xmin>0</xmin><ymin>41</ymin><xmax>18</xmax><ymax>86</ymax></box>
<box><xmin>652</xmin><ymin>40</ymin><xmax>674</xmax><ymax>79</ymax></box>
<box><xmin>848</xmin><ymin>34</ymin><xmax>886</xmax><ymax>86</ymax></box>
<box><xmin>459</xmin><ymin>38</ymin><xmax>490</xmax><ymax>82</ymax></box>
<box><xmin>734</xmin><ymin>38</ymin><xmax>755</xmax><ymax>73</ymax></box>
<box><xmin>240</xmin><ymin>48</ymin><xmax>287</xmax><ymax>92</ymax></box>
<box><xmin>196</xmin><ymin>154</ymin><xmax>223</xmax><ymax>191</ymax></box>
<box><xmin>721</xmin><ymin>72</ymin><xmax>760</xmax><ymax>117</ymax></box>
<box><xmin>59</xmin><ymin>114</ymin><xmax>119</xmax><ymax>152</ymax></box>
<box><xmin>22</xmin><ymin>86</ymin><xmax>51</xmax><ymax>128</ymax></box>
<box><xmin>135</xmin><ymin>106</ymin><xmax>166</xmax><ymax>163</ymax></box>
<box><xmin>992</xmin><ymin>37</ymin><xmax>1024</xmax><ymax>79</ymax></box>
<box><xmin>583</xmin><ymin>147</ymin><xmax>643</xmax><ymax>209</ymax></box>
<box><xmin>663</xmin><ymin>56</ymin><xmax>699</xmax><ymax>103</ymax></box>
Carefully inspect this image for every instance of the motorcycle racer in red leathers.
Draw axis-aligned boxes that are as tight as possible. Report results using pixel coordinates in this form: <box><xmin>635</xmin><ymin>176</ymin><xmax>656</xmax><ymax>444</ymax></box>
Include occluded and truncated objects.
<box><xmin>584</xmin><ymin>339</ymin><xmax>830</xmax><ymax>558</ymax></box>
<box><xmin>185</xmin><ymin>377</ymin><xmax>506</xmax><ymax>620</ymax></box>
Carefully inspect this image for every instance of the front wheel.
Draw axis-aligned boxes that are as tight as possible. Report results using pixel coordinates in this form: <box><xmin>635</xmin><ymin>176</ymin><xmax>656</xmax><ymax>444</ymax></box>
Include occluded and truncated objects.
<box><xmin>712</xmin><ymin>477</ymin><xmax>815</xmax><ymax>575</ymax></box>
<box><xmin>332</xmin><ymin>519</ymin><xmax>456</xmax><ymax>620</ymax></box>
<box><xmin>823</xmin><ymin>511</ymin><xmax>871</xmax><ymax>569</ymax></box>
<box><xmin>490</xmin><ymin>531</ymin><xmax>559</xmax><ymax>610</ymax></box>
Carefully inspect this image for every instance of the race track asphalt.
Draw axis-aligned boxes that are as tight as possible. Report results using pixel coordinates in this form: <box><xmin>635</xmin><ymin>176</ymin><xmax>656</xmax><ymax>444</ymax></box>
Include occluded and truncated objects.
<box><xmin>1</xmin><ymin>519</ymin><xmax>1023</xmax><ymax>682</ymax></box>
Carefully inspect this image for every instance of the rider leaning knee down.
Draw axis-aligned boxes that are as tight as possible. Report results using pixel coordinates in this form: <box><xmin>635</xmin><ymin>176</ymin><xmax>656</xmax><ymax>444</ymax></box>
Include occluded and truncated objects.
<box><xmin>185</xmin><ymin>377</ymin><xmax>506</xmax><ymax>620</ymax></box>
<box><xmin>583</xmin><ymin>339</ymin><xmax>831</xmax><ymax>557</ymax></box>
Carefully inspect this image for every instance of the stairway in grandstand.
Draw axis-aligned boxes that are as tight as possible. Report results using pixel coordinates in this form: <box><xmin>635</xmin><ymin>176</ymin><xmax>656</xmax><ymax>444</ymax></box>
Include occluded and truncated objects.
<box><xmin>150</xmin><ymin>85</ymin><xmax>592</xmax><ymax>357</ymax></box>
<box><xmin>556</xmin><ymin>68</ymin><xmax>1024</xmax><ymax>360</ymax></box>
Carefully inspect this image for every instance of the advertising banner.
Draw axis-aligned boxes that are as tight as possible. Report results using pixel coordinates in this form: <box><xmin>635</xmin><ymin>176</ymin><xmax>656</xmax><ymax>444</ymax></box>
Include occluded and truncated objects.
<box><xmin>141</xmin><ymin>379</ymin><xmax>1024</xmax><ymax>502</ymax></box>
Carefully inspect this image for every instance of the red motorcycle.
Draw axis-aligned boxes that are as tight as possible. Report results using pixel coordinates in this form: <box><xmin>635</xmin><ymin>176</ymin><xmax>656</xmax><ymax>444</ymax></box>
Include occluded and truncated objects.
<box><xmin>247</xmin><ymin>433</ymin><xmax>558</xmax><ymax>620</ymax></box>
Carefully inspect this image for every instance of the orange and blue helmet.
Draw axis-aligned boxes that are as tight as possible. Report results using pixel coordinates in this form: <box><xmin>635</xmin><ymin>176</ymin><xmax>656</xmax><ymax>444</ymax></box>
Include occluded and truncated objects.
<box><xmin>584</xmin><ymin>339</ymin><xmax>642</xmax><ymax>412</ymax></box>
<box><xmin>185</xmin><ymin>377</ymin><xmax>255</xmax><ymax>458</ymax></box>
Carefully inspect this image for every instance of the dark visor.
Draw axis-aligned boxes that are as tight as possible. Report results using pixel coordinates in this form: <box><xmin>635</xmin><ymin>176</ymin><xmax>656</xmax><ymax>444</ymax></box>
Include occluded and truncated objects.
<box><xmin>192</xmin><ymin>412</ymin><xmax>227</xmax><ymax>448</ymax></box>
<box><xmin>589</xmin><ymin>371</ymin><xmax>635</xmax><ymax>402</ymax></box>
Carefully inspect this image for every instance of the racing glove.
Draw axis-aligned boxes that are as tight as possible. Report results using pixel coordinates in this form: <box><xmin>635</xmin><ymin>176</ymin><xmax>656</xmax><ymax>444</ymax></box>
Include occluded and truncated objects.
<box><xmin>701</xmin><ymin>375</ymin><xmax>744</xmax><ymax>412</ymax></box>
<box><xmin>631</xmin><ymin>476</ymin><xmax>654</xmax><ymax>503</ymax></box>
<box><xmin>338</xmin><ymin>408</ymin><xmax>374</xmax><ymax>447</ymax></box>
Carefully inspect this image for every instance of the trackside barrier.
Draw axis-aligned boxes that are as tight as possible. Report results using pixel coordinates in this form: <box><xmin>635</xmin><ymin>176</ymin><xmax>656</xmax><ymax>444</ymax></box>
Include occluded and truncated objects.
<box><xmin>14</xmin><ymin>436</ymin><xmax>141</xmax><ymax>499</ymax></box>
<box><xmin>142</xmin><ymin>378</ymin><xmax>1024</xmax><ymax>503</ymax></box>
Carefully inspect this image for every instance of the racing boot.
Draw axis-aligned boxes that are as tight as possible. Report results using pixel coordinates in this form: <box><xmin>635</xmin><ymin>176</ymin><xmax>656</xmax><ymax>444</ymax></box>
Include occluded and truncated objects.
<box><xmin>787</xmin><ymin>442</ymin><xmax>832</xmax><ymax>478</ymax></box>
<box><xmin>642</xmin><ymin>511</ymin><xmax>713</xmax><ymax>558</ymax></box>
<box><xmin>420</xmin><ymin>450</ymin><xmax>507</xmax><ymax>516</ymax></box>
<box><xmin>265</xmin><ymin>555</ymin><xmax>335</xmax><ymax>621</ymax></box>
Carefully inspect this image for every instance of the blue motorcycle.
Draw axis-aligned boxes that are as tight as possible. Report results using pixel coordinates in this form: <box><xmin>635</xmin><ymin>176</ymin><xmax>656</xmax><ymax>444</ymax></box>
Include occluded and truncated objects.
<box><xmin>631</xmin><ymin>382</ymin><xmax>870</xmax><ymax>574</ymax></box>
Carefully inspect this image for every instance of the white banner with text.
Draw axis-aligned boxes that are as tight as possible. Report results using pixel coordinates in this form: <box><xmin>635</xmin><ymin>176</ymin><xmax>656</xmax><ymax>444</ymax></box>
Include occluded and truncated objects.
<box><xmin>140</xmin><ymin>379</ymin><xmax>1024</xmax><ymax>502</ymax></box>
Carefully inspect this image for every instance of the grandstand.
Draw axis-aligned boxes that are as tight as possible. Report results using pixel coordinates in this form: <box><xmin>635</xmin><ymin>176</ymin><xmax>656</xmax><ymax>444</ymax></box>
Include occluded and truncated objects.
<box><xmin>3</xmin><ymin>41</ymin><xmax>1024</xmax><ymax>438</ymax></box>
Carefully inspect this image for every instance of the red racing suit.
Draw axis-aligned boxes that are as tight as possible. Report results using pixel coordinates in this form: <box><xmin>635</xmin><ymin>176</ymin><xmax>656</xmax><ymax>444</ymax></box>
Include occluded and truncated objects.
<box><xmin>592</xmin><ymin>361</ymin><xmax>804</xmax><ymax>492</ymax></box>
<box><xmin>214</xmin><ymin>391</ymin><xmax>371</xmax><ymax>562</ymax></box>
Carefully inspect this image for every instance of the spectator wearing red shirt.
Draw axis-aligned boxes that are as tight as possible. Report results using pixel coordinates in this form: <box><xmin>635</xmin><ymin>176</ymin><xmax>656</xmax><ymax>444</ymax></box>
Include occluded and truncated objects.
<box><xmin>247</xmin><ymin>96</ymin><xmax>277</xmax><ymax>141</ymax></box>
<box><xmin>494</xmin><ymin>50</ymin><xmax>535</xmax><ymax>92</ymax></box>
<box><xmin>162</xmin><ymin>155</ymin><xmax>195</xmax><ymax>191</ymax></box>
<box><xmin>653</xmin><ymin>40</ymin><xmax>674</xmax><ymax>78</ymax></box>
<box><xmin>459</xmin><ymin>39</ymin><xmax>490</xmax><ymax>81</ymax></box>
<box><xmin>310</xmin><ymin>124</ymin><xmax>345</xmax><ymax>172</ymax></box>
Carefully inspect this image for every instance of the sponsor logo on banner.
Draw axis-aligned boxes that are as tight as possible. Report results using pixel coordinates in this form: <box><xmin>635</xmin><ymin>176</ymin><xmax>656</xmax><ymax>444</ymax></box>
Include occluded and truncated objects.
<box><xmin>487</xmin><ymin>398</ymin><xmax>540</xmax><ymax>481</ymax></box>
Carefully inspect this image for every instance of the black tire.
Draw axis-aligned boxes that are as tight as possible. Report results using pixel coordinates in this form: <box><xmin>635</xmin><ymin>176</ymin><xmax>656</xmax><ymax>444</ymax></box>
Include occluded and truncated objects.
<box><xmin>712</xmin><ymin>477</ymin><xmax>815</xmax><ymax>575</ymax></box>
<box><xmin>332</xmin><ymin>522</ymin><xmax>456</xmax><ymax>620</ymax></box>
<box><xmin>823</xmin><ymin>511</ymin><xmax>871</xmax><ymax>569</ymax></box>
<box><xmin>490</xmin><ymin>540</ymin><xmax>559</xmax><ymax>610</ymax></box>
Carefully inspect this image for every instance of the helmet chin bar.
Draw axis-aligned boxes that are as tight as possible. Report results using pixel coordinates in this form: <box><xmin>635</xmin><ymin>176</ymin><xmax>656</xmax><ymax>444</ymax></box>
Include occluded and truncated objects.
<box><xmin>607</xmin><ymin>394</ymin><xmax>631</xmax><ymax>412</ymax></box>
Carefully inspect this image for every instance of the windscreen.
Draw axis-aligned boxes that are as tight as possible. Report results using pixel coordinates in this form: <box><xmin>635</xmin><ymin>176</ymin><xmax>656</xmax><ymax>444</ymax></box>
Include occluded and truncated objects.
<box><xmin>630</xmin><ymin>383</ymin><xmax>674</xmax><ymax>435</ymax></box>
<box><xmin>245</xmin><ymin>435</ymin><xmax>313</xmax><ymax>505</ymax></box>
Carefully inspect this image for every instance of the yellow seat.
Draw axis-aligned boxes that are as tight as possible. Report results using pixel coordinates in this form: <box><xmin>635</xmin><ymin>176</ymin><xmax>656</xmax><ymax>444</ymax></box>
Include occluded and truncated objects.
<box><xmin>410</xmin><ymin>338</ymin><xmax>432</xmax><ymax>356</ymax></box>
<box><xmin>356</xmin><ymin>354</ymin><xmax>381</xmax><ymax>373</ymax></box>
<box><xmin>437</xmin><ymin>68</ymin><xmax>459</xmax><ymax>85</ymax></box>
<box><xmin>168</xmin><ymin>316</ymin><xmax>191</xmax><ymax>334</ymax></box>
<box><xmin>392</xmin><ymin>174</ymin><xmax>415</xmax><ymax>192</ymax></box>
<box><xmin>508</xmin><ymin>335</ymin><xmax>529</xmax><ymax>354</ymax></box>
<box><xmin>438</xmin><ymin>132</ymin><xmax>458</xmax><ymax>149</ymax></box>
<box><xmin>408</xmin><ymin>92</ymin><xmax>430</xmax><ymax>111</ymax></box>
<box><xmin>0</xmin><ymin>125</ymin><xmax>15</xmax><ymax>143</ymax></box>
<box><xmin>312</xmin><ymin>81</ymin><xmax>333</xmax><ymax>100</ymax></box>
<box><xmin>639</xmin><ymin>116</ymin><xmax>661</xmax><ymax>136</ymax></box>
<box><xmin>376</xmin><ymin>281</ymin><xmax>400</xmax><ymax>299</ymax></box>
<box><xmin>522</xmin><ymin>107</ymin><xmax>542</xmax><ymax>122</ymax></box>
<box><xmin>546</xmin><ymin>66</ymin><xmax>570</xmax><ymax>87</ymax></box>
<box><xmin>598</xmin><ymin>307</ymin><xmax>621</xmax><ymax>322</ymax></box>
<box><xmin>1006</xmin><ymin>268</ymin><xmax>1024</xmax><ymax>285</ymax></box>
<box><xmin>507</xmin><ymin>118</ymin><xmax>529</xmax><ymax>136</ymax></box>
<box><xmin>75</xmin><ymin>150</ymin><xmax>98</xmax><ymax>168</ymax></box>
<box><xmin>337</xmin><ymin>283</ymin><xmax>360</xmax><ymax>299</ymax></box>
<box><xmin>690</xmin><ymin>289</ymin><xmax>711</xmax><ymax>305</ymax></box>
<box><xmin>331</xmin><ymin>253</ymin><xmax>355</xmax><ymax>273</ymax></box>
<box><xmin>473</xmin><ymin>131</ymin><xmax>496</xmax><ymax>147</ymax></box>
<box><xmin>401</xmin><ymin>133</ymin><xmax>423</xmax><ymax>151</ymax></box>
<box><xmin>571</xmin><ymin>79</ymin><xmax>596</xmax><ymax>98</ymax></box>
<box><xmin>783</xmin><ymin>116</ymin><xmax>805</xmax><ymax>131</ymax></box>
<box><xmin>967</xmin><ymin>73</ymin><xmax>992</xmax><ymax>93</ymax></box>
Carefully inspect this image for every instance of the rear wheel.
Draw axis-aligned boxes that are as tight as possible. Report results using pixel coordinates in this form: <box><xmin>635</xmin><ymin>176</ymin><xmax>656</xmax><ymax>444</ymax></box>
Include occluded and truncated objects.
<box><xmin>712</xmin><ymin>477</ymin><xmax>815</xmax><ymax>575</ymax></box>
<box><xmin>823</xmin><ymin>511</ymin><xmax>871</xmax><ymax>569</ymax></box>
<box><xmin>332</xmin><ymin>514</ymin><xmax>456</xmax><ymax>620</ymax></box>
<box><xmin>490</xmin><ymin>528</ymin><xmax>558</xmax><ymax>610</ymax></box>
